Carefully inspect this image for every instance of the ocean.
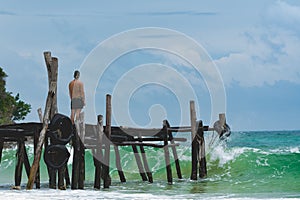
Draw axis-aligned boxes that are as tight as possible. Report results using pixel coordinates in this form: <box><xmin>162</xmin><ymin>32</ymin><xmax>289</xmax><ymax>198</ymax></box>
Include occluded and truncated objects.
<box><xmin>0</xmin><ymin>130</ymin><xmax>299</xmax><ymax>199</ymax></box>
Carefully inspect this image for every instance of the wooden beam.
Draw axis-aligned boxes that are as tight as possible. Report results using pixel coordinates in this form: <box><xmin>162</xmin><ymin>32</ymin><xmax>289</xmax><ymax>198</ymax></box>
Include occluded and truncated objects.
<box><xmin>103</xmin><ymin>94</ymin><xmax>112</xmax><ymax>188</ymax></box>
<box><xmin>37</xmin><ymin>108</ymin><xmax>43</xmax><ymax>122</ymax></box>
<box><xmin>139</xmin><ymin>145</ymin><xmax>152</xmax><ymax>183</ymax></box>
<box><xmin>94</xmin><ymin>115</ymin><xmax>103</xmax><ymax>189</ymax></box>
<box><xmin>197</xmin><ymin>120</ymin><xmax>207</xmax><ymax>178</ymax></box>
<box><xmin>190</xmin><ymin>100</ymin><xmax>198</xmax><ymax>180</ymax></box>
<box><xmin>26</xmin><ymin>83</ymin><xmax>56</xmax><ymax>189</ymax></box>
<box><xmin>114</xmin><ymin>145</ymin><xmax>126</xmax><ymax>182</ymax></box>
<box><xmin>165</xmin><ymin>120</ymin><xmax>182</xmax><ymax>179</ymax></box>
<box><xmin>27</xmin><ymin>52</ymin><xmax>58</xmax><ymax>190</ymax></box>
<box><xmin>132</xmin><ymin>145</ymin><xmax>148</xmax><ymax>181</ymax></box>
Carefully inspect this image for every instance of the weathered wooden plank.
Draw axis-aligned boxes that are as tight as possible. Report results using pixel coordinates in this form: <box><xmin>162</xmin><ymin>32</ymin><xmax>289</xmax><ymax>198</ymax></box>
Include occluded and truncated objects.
<box><xmin>139</xmin><ymin>145</ymin><xmax>153</xmax><ymax>183</ymax></box>
<box><xmin>103</xmin><ymin>94</ymin><xmax>112</xmax><ymax>188</ymax></box>
<box><xmin>23</xmin><ymin>141</ymin><xmax>31</xmax><ymax>178</ymax></box>
<box><xmin>27</xmin><ymin>52</ymin><xmax>58</xmax><ymax>189</ymax></box>
<box><xmin>190</xmin><ymin>100</ymin><xmax>198</xmax><ymax>180</ymax></box>
<box><xmin>71</xmin><ymin>126</ymin><xmax>79</xmax><ymax>189</ymax></box>
<box><xmin>163</xmin><ymin>121</ymin><xmax>172</xmax><ymax>184</ymax></box>
<box><xmin>132</xmin><ymin>145</ymin><xmax>148</xmax><ymax>181</ymax></box>
<box><xmin>165</xmin><ymin>120</ymin><xmax>182</xmax><ymax>179</ymax></box>
<box><xmin>94</xmin><ymin>115</ymin><xmax>103</xmax><ymax>189</ymax></box>
<box><xmin>15</xmin><ymin>138</ymin><xmax>25</xmax><ymax>187</ymax></box>
<box><xmin>78</xmin><ymin>112</ymin><xmax>85</xmax><ymax>189</ymax></box>
<box><xmin>114</xmin><ymin>145</ymin><xmax>126</xmax><ymax>182</ymax></box>
<box><xmin>114</xmin><ymin>142</ymin><xmax>179</xmax><ymax>148</ymax></box>
<box><xmin>0</xmin><ymin>139</ymin><xmax>4</xmax><ymax>164</ymax></box>
<box><xmin>33</xmin><ymin>126</ymin><xmax>41</xmax><ymax>189</ymax></box>
<box><xmin>198</xmin><ymin>120</ymin><xmax>207</xmax><ymax>178</ymax></box>
<box><xmin>26</xmin><ymin>82</ymin><xmax>56</xmax><ymax>189</ymax></box>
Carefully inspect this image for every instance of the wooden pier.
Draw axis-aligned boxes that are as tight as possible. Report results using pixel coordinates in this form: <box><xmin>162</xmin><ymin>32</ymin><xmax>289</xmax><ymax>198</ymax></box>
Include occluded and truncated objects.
<box><xmin>0</xmin><ymin>51</ymin><xmax>230</xmax><ymax>190</ymax></box>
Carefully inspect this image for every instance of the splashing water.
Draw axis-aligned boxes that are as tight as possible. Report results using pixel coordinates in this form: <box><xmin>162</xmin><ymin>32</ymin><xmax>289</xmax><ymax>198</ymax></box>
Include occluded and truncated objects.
<box><xmin>0</xmin><ymin>131</ymin><xmax>299</xmax><ymax>199</ymax></box>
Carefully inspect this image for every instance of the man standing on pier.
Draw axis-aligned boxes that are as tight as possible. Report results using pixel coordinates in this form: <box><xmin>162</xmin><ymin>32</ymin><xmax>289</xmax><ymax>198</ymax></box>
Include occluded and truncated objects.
<box><xmin>69</xmin><ymin>70</ymin><xmax>85</xmax><ymax>124</ymax></box>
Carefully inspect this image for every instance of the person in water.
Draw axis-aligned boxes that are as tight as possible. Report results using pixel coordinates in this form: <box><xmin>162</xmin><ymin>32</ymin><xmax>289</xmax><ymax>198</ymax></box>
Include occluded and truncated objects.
<box><xmin>69</xmin><ymin>70</ymin><xmax>85</xmax><ymax>124</ymax></box>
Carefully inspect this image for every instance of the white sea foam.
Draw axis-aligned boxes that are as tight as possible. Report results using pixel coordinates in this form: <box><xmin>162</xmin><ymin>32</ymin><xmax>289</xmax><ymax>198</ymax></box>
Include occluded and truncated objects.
<box><xmin>289</xmin><ymin>147</ymin><xmax>299</xmax><ymax>153</ymax></box>
<box><xmin>269</xmin><ymin>146</ymin><xmax>300</xmax><ymax>154</ymax></box>
<box><xmin>208</xmin><ymin>146</ymin><xmax>250</xmax><ymax>167</ymax></box>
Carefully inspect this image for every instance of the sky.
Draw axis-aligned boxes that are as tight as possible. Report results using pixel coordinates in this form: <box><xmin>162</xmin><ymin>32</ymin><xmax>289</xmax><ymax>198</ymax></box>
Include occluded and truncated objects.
<box><xmin>1</xmin><ymin>0</ymin><xmax>300</xmax><ymax>131</ymax></box>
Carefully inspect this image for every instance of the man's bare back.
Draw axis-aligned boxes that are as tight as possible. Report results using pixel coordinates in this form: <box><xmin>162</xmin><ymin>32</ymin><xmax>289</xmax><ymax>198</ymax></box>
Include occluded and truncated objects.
<box><xmin>69</xmin><ymin>70</ymin><xmax>85</xmax><ymax>123</ymax></box>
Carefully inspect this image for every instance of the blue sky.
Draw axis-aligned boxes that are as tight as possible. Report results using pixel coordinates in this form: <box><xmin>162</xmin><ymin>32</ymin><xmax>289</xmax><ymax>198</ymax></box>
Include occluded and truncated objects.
<box><xmin>1</xmin><ymin>0</ymin><xmax>300</xmax><ymax>131</ymax></box>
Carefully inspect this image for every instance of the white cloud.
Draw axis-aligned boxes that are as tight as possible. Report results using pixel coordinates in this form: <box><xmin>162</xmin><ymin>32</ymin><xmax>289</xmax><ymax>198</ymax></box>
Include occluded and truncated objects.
<box><xmin>265</xmin><ymin>0</ymin><xmax>300</xmax><ymax>31</ymax></box>
<box><xmin>215</xmin><ymin>1</ymin><xmax>300</xmax><ymax>87</ymax></box>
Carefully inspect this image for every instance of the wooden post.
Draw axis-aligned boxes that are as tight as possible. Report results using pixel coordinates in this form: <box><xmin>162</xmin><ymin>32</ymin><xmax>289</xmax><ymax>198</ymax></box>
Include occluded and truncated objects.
<box><xmin>103</xmin><ymin>94</ymin><xmax>112</xmax><ymax>188</ymax></box>
<box><xmin>163</xmin><ymin>120</ymin><xmax>172</xmax><ymax>184</ymax></box>
<box><xmin>0</xmin><ymin>139</ymin><xmax>3</xmax><ymax>164</ymax></box>
<box><xmin>139</xmin><ymin>145</ymin><xmax>153</xmax><ymax>183</ymax></box>
<box><xmin>71</xmin><ymin>126</ymin><xmax>79</xmax><ymax>189</ymax></box>
<box><xmin>44</xmin><ymin>51</ymin><xmax>58</xmax><ymax>117</ymax></box>
<box><xmin>37</xmin><ymin>108</ymin><xmax>43</xmax><ymax>122</ymax></box>
<box><xmin>15</xmin><ymin>138</ymin><xmax>25</xmax><ymax>187</ymax></box>
<box><xmin>197</xmin><ymin>120</ymin><xmax>207</xmax><ymax>178</ymax></box>
<box><xmin>27</xmin><ymin>51</ymin><xmax>58</xmax><ymax>189</ymax></box>
<box><xmin>165</xmin><ymin>120</ymin><xmax>182</xmax><ymax>179</ymax></box>
<box><xmin>94</xmin><ymin>115</ymin><xmax>103</xmax><ymax>189</ymax></box>
<box><xmin>78</xmin><ymin>112</ymin><xmax>85</xmax><ymax>189</ymax></box>
<box><xmin>132</xmin><ymin>145</ymin><xmax>148</xmax><ymax>181</ymax></box>
<box><xmin>114</xmin><ymin>145</ymin><xmax>126</xmax><ymax>182</ymax></box>
<box><xmin>33</xmin><ymin>126</ymin><xmax>41</xmax><ymax>189</ymax></box>
<box><xmin>44</xmin><ymin>53</ymin><xmax>59</xmax><ymax>189</ymax></box>
<box><xmin>23</xmin><ymin>141</ymin><xmax>31</xmax><ymax>178</ymax></box>
<box><xmin>26</xmin><ymin>83</ymin><xmax>56</xmax><ymax>189</ymax></box>
<box><xmin>190</xmin><ymin>100</ymin><xmax>198</xmax><ymax>180</ymax></box>
<box><xmin>65</xmin><ymin>166</ymin><xmax>71</xmax><ymax>187</ymax></box>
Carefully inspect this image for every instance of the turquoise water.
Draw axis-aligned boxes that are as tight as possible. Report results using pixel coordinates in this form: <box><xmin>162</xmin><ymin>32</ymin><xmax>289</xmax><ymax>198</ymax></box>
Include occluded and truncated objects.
<box><xmin>0</xmin><ymin>130</ymin><xmax>299</xmax><ymax>199</ymax></box>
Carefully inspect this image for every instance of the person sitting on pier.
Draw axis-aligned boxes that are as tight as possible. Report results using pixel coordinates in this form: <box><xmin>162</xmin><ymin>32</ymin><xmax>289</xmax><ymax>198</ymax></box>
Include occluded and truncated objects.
<box><xmin>68</xmin><ymin>70</ymin><xmax>85</xmax><ymax>124</ymax></box>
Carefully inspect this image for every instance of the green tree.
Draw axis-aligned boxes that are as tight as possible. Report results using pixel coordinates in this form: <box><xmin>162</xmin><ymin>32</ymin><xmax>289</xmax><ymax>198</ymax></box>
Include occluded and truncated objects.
<box><xmin>0</xmin><ymin>67</ymin><xmax>31</xmax><ymax>125</ymax></box>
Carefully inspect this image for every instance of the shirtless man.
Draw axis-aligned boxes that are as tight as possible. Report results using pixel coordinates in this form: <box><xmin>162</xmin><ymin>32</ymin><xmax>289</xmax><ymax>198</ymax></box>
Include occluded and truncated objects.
<box><xmin>69</xmin><ymin>70</ymin><xmax>85</xmax><ymax>124</ymax></box>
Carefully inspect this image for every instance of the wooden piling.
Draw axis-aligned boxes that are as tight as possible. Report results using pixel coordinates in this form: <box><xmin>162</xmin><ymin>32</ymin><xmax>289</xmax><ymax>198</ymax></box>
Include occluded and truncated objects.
<box><xmin>78</xmin><ymin>143</ymin><xmax>85</xmax><ymax>189</ymax></box>
<box><xmin>164</xmin><ymin>120</ymin><xmax>182</xmax><ymax>179</ymax></box>
<box><xmin>103</xmin><ymin>94</ymin><xmax>112</xmax><ymax>188</ymax></box>
<box><xmin>44</xmin><ymin>52</ymin><xmax>58</xmax><ymax>117</ymax></box>
<box><xmin>71</xmin><ymin>126</ymin><xmax>80</xmax><ymax>189</ymax></box>
<box><xmin>94</xmin><ymin>115</ymin><xmax>103</xmax><ymax>189</ymax></box>
<box><xmin>26</xmin><ymin>82</ymin><xmax>56</xmax><ymax>189</ymax></box>
<box><xmin>15</xmin><ymin>138</ymin><xmax>25</xmax><ymax>187</ymax></box>
<box><xmin>23</xmin><ymin>141</ymin><xmax>31</xmax><ymax>178</ymax></box>
<box><xmin>37</xmin><ymin>108</ymin><xmax>43</xmax><ymax>123</ymax></box>
<box><xmin>139</xmin><ymin>145</ymin><xmax>153</xmax><ymax>183</ymax></box>
<box><xmin>0</xmin><ymin>139</ymin><xmax>3</xmax><ymax>164</ymax></box>
<box><xmin>65</xmin><ymin>166</ymin><xmax>71</xmax><ymax>187</ymax></box>
<box><xmin>163</xmin><ymin>120</ymin><xmax>172</xmax><ymax>184</ymax></box>
<box><xmin>44</xmin><ymin>52</ymin><xmax>60</xmax><ymax>189</ymax></box>
<box><xmin>27</xmin><ymin>51</ymin><xmax>58</xmax><ymax>190</ymax></box>
<box><xmin>114</xmin><ymin>145</ymin><xmax>126</xmax><ymax>182</ymax></box>
<box><xmin>197</xmin><ymin>120</ymin><xmax>207</xmax><ymax>178</ymax></box>
<box><xmin>132</xmin><ymin>145</ymin><xmax>148</xmax><ymax>181</ymax></box>
<box><xmin>190</xmin><ymin>100</ymin><xmax>198</xmax><ymax>180</ymax></box>
<box><xmin>78</xmin><ymin>112</ymin><xmax>85</xmax><ymax>189</ymax></box>
<box><xmin>33</xmin><ymin>126</ymin><xmax>41</xmax><ymax>188</ymax></box>
<box><xmin>35</xmin><ymin>108</ymin><xmax>44</xmax><ymax>188</ymax></box>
